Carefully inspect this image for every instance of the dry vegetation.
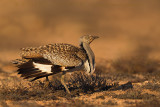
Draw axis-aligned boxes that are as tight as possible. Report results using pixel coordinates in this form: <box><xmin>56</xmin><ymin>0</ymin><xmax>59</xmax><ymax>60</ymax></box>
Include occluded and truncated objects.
<box><xmin>0</xmin><ymin>59</ymin><xmax>160</xmax><ymax>106</ymax></box>
<box><xmin>0</xmin><ymin>0</ymin><xmax>160</xmax><ymax>107</ymax></box>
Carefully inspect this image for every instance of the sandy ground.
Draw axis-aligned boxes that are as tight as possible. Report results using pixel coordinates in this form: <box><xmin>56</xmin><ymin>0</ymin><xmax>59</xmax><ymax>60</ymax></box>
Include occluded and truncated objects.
<box><xmin>0</xmin><ymin>0</ymin><xmax>160</xmax><ymax>107</ymax></box>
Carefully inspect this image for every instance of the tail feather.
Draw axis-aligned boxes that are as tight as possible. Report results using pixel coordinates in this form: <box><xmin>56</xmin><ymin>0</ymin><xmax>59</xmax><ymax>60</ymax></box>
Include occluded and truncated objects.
<box><xmin>24</xmin><ymin>72</ymin><xmax>48</xmax><ymax>79</ymax></box>
<box><xmin>12</xmin><ymin>58</ymin><xmax>54</xmax><ymax>80</ymax></box>
<box><xmin>20</xmin><ymin>70</ymin><xmax>41</xmax><ymax>77</ymax></box>
<box><xmin>30</xmin><ymin>73</ymin><xmax>54</xmax><ymax>81</ymax></box>
<box><xmin>18</xmin><ymin>68</ymin><xmax>39</xmax><ymax>74</ymax></box>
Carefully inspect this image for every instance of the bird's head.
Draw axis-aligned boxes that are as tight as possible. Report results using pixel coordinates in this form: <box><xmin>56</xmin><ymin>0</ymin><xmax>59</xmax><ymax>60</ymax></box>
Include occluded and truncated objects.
<box><xmin>80</xmin><ymin>35</ymin><xmax>99</xmax><ymax>44</ymax></box>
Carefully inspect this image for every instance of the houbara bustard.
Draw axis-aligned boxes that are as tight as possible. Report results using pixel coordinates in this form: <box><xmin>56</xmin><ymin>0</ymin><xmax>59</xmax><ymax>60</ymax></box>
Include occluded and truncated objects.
<box><xmin>12</xmin><ymin>35</ymin><xmax>99</xmax><ymax>94</ymax></box>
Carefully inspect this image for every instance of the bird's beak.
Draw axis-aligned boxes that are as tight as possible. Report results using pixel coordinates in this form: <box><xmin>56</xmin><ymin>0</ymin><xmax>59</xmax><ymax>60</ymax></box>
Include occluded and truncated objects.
<box><xmin>93</xmin><ymin>36</ymin><xmax>99</xmax><ymax>39</ymax></box>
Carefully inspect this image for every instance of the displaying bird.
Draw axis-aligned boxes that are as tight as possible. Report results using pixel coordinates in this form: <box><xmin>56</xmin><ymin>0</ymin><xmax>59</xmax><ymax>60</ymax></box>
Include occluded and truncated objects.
<box><xmin>12</xmin><ymin>35</ymin><xmax>99</xmax><ymax>94</ymax></box>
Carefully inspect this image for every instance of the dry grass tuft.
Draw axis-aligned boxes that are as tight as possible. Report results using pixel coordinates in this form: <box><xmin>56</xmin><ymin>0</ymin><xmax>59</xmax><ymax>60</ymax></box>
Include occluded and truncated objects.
<box><xmin>68</xmin><ymin>72</ymin><xmax>119</xmax><ymax>93</ymax></box>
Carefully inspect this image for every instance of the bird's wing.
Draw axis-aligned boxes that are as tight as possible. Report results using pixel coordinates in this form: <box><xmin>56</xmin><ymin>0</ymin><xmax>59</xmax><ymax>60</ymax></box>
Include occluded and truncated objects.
<box><xmin>20</xmin><ymin>43</ymin><xmax>86</xmax><ymax>67</ymax></box>
<box><xmin>39</xmin><ymin>44</ymin><xmax>85</xmax><ymax>67</ymax></box>
<box><xmin>20</xmin><ymin>47</ymin><xmax>52</xmax><ymax>64</ymax></box>
<box><xmin>15</xmin><ymin>43</ymin><xmax>86</xmax><ymax>81</ymax></box>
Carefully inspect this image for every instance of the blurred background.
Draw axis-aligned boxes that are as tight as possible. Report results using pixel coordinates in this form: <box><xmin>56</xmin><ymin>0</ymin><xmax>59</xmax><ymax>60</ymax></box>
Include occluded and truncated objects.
<box><xmin>0</xmin><ymin>0</ymin><xmax>160</xmax><ymax>63</ymax></box>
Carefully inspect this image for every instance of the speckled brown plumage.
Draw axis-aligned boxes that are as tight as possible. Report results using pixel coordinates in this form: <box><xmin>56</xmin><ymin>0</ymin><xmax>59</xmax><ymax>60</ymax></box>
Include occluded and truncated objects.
<box><xmin>20</xmin><ymin>43</ymin><xmax>87</xmax><ymax>67</ymax></box>
<box><xmin>12</xmin><ymin>35</ymin><xmax>99</xmax><ymax>94</ymax></box>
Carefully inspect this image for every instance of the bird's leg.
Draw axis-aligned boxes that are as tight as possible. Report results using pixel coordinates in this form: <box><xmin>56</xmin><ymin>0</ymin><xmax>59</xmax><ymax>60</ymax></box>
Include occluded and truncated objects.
<box><xmin>44</xmin><ymin>76</ymin><xmax>53</xmax><ymax>88</ymax></box>
<box><xmin>60</xmin><ymin>66</ymin><xmax>82</xmax><ymax>94</ymax></box>
<box><xmin>61</xmin><ymin>72</ymin><xmax>71</xmax><ymax>94</ymax></box>
<box><xmin>44</xmin><ymin>76</ymin><xmax>49</xmax><ymax>88</ymax></box>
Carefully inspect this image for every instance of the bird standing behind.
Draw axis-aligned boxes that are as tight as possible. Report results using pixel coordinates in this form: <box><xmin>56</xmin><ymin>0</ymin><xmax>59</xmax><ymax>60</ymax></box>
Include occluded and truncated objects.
<box><xmin>12</xmin><ymin>35</ymin><xmax>99</xmax><ymax>94</ymax></box>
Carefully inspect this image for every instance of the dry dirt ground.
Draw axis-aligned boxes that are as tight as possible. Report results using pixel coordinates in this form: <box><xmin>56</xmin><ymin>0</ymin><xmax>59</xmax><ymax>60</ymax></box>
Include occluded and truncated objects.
<box><xmin>0</xmin><ymin>0</ymin><xmax>160</xmax><ymax>107</ymax></box>
<box><xmin>0</xmin><ymin>58</ymin><xmax>160</xmax><ymax>107</ymax></box>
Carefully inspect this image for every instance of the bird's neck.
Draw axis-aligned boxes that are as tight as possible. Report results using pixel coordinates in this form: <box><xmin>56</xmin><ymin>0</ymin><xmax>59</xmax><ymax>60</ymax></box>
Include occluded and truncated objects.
<box><xmin>80</xmin><ymin>42</ymin><xmax>95</xmax><ymax>74</ymax></box>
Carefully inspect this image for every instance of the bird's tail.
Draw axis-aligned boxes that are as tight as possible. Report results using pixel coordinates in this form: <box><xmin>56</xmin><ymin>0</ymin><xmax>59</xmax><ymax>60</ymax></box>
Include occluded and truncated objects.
<box><xmin>12</xmin><ymin>58</ymin><xmax>56</xmax><ymax>81</ymax></box>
